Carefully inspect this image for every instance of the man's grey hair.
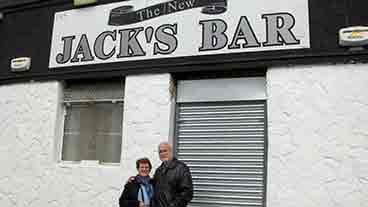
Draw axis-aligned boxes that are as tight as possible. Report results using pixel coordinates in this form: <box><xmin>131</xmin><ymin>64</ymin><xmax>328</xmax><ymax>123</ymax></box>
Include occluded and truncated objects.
<box><xmin>158</xmin><ymin>141</ymin><xmax>172</xmax><ymax>150</ymax></box>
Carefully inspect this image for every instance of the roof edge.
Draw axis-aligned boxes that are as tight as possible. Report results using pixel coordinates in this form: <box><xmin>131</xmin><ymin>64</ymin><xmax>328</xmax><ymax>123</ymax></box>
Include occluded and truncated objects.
<box><xmin>0</xmin><ymin>0</ymin><xmax>45</xmax><ymax>10</ymax></box>
<box><xmin>0</xmin><ymin>0</ymin><xmax>123</xmax><ymax>12</ymax></box>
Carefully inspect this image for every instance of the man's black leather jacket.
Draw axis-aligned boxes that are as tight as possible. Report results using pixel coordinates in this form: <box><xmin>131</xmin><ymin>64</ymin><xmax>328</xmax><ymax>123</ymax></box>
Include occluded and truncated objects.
<box><xmin>152</xmin><ymin>158</ymin><xmax>193</xmax><ymax>207</ymax></box>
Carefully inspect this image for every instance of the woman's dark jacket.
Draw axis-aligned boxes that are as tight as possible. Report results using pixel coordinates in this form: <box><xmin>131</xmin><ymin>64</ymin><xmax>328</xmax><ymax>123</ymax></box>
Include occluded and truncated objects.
<box><xmin>119</xmin><ymin>179</ymin><xmax>153</xmax><ymax>207</ymax></box>
<box><xmin>152</xmin><ymin>158</ymin><xmax>193</xmax><ymax>207</ymax></box>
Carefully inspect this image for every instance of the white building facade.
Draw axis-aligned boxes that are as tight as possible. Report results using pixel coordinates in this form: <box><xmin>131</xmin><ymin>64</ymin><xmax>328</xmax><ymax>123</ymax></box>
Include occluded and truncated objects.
<box><xmin>1</xmin><ymin>0</ymin><xmax>368</xmax><ymax>207</ymax></box>
<box><xmin>0</xmin><ymin>64</ymin><xmax>367</xmax><ymax>207</ymax></box>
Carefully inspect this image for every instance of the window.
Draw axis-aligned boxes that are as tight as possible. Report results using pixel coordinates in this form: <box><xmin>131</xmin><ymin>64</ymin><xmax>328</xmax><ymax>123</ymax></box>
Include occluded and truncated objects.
<box><xmin>61</xmin><ymin>80</ymin><xmax>124</xmax><ymax>164</ymax></box>
<box><xmin>175</xmin><ymin>77</ymin><xmax>267</xmax><ymax>207</ymax></box>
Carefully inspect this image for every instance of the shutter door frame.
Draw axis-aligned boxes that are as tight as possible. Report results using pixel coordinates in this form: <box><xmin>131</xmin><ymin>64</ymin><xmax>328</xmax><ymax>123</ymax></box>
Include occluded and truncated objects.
<box><xmin>174</xmin><ymin>100</ymin><xmax>268</xmax><ymax>207</ymax></box>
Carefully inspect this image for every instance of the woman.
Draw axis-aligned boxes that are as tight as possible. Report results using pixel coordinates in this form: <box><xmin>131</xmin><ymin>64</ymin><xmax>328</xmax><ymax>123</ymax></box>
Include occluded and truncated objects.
<box><xmin>119</xmin><ymin>158</ymin><xmax>154</xmax><ymax>207</ymax></box>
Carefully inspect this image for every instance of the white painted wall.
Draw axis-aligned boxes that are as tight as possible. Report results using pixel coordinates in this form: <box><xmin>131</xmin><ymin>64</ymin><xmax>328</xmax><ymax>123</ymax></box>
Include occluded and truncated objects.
<box><xmin>267</xmin><ymin>64</ymin><xmax>368</xmax><ymax>207</ymax></box>
<box><xmin>1</xmin><ymin>64</ymin><xmax>367</xmax><ymax>207</ymax></box>
<box><xmin>0</xmin><ymin>73</ymin><xmax>174</xmax><ymax>207</ymax></box>
<box><xmin>122</xmin><ymin>73</ymin><xmax>175</xmax><ymax>175</ymax></box>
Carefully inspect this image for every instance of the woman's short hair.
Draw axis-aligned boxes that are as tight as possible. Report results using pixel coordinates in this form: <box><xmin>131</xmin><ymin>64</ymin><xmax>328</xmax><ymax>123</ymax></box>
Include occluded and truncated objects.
<box><xmin>136</xmin><ymin>158</ymin><xmax>152</xmax><ymax>170</ymax></box>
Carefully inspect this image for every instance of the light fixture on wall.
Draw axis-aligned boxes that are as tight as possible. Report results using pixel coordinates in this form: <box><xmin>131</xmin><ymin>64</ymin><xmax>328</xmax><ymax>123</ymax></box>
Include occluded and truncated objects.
<box><xmin>73</xmin><ymin>0</ymin><xmax>98</xmax><ymax>7</ymax></box>
<box><xmin>10</xmin><ymin>57</ymin><xmax>31</xmax><ymax>72</ymax></box>
<box><xmin>0</xmin><ymin>12</ymin><xmax>3</xmax><ymax>21</ymax></box>
<box><xmin>339</xmin><ymin>26</ymin><xmax>368</xmax><ymax>47</ymax></box>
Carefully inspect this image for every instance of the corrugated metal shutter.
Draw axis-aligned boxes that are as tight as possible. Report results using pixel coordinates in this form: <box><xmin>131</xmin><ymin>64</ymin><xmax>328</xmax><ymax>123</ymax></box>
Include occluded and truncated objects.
<box><xmin>176</xmin><ymin>101</ymin><xmax>267</xmax><ymax>207</ymax></box>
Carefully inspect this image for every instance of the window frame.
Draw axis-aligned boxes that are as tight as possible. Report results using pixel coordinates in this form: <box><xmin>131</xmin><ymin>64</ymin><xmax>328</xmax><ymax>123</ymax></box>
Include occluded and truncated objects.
<box><xmin>58</xmin><ymin>81</ymin><xmax>125</xmax><ymax>167</ymax></box>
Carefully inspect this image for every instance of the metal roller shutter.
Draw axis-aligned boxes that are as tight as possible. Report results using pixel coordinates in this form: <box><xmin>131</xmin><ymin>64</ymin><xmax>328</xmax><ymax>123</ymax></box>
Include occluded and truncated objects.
<box><xmin>176</xmin><ymin>101</ymin><xmax>267</xmax><ymax>207</ymax></box>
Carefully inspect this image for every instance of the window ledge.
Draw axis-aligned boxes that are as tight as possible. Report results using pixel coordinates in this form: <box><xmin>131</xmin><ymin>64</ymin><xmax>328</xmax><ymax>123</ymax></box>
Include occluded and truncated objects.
<box><xmin>58</xmin><ymin>160</ymin><xmax>120</xmax><ymax>168</ymax></box>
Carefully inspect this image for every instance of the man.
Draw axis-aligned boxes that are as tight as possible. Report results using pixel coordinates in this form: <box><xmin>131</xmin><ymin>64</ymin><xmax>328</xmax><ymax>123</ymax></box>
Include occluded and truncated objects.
<box><xmin>152</xmin><ymin>142</ymin><xmax>193</xmax><ymax>207</ymax></box>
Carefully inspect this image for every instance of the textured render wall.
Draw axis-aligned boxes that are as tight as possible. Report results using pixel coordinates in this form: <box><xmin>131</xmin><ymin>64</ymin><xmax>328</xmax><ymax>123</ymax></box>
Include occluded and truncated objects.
<box><xmin>267</xmin><ymin>64</ymin><xmax>368</xmax><ymax>207</ymax></box>
<box><xmin>0</xmin><ymin>81</ymin><xmax>63</xmax><ymax>207</ymax></box>
<box><xmin>122</xmin><ymin>73</ymin><xmax>174</xmax><ymax>176</ymax></box>
<box><xmin>0</xmin><ymin>73</ymin><xmax>174</xmax><ymax>207</ymax></box>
